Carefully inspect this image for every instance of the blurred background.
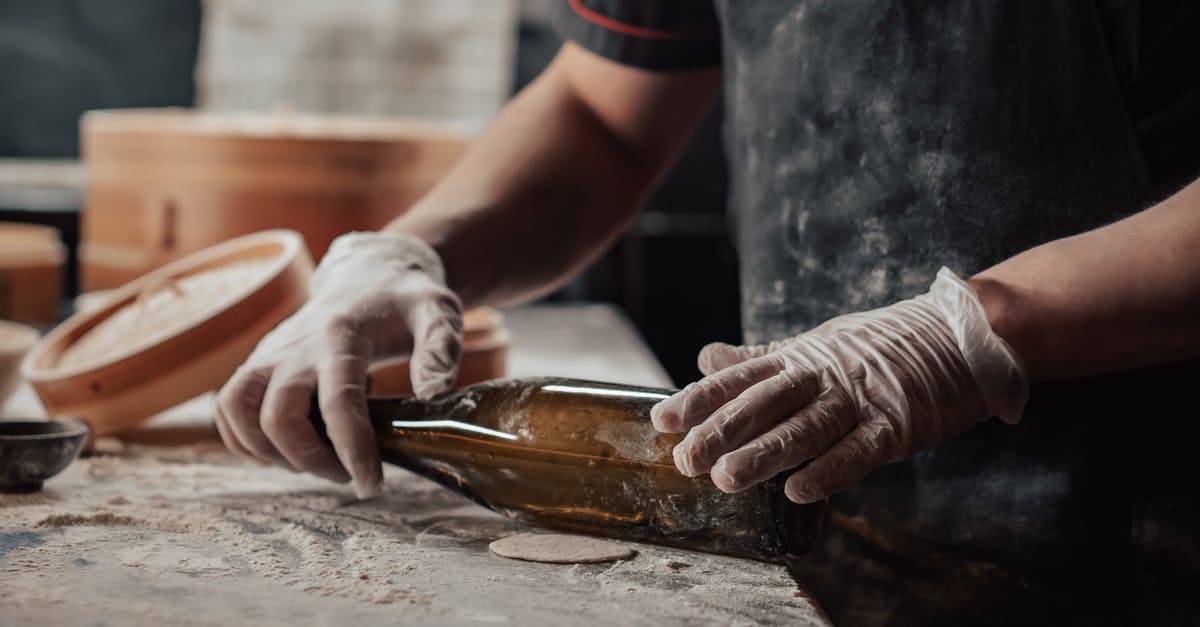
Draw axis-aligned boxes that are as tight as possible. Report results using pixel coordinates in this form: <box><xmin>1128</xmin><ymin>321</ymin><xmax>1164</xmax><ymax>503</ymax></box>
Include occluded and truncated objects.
<box><xmin>0</xmin><ymin>0</ymin><xmax>739</xmax><ymax>386</ymax></box>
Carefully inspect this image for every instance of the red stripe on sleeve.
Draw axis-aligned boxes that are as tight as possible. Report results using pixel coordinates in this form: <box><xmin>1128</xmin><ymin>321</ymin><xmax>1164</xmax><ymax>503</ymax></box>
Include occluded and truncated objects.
<box><xmin>567</xmin><ymin>0</ymin><xmax>711</xmax><ymax>41</ymax></box>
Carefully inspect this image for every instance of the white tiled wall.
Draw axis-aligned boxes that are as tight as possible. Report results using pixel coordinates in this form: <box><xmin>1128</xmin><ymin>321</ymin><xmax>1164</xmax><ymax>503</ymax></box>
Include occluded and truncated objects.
<box><xmin>197</xmin><ymin>0</ymin><xmax>518</xmax><ymax>123</ymax></box>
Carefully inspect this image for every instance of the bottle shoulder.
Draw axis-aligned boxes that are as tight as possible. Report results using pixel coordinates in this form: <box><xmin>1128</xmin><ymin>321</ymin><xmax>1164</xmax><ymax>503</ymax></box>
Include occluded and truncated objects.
<box><xmin>370</xmin><ymin>377</ymin><xmax>679</xmax><ymax>465</ymax></box>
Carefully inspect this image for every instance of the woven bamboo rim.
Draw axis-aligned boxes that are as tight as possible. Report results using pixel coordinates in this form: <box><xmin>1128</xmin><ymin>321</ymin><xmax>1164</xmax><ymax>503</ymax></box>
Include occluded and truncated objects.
<box><xmin>23</xmin><ymin>230</ymin><xmax>313</xmax><ymax>434</ymax></box>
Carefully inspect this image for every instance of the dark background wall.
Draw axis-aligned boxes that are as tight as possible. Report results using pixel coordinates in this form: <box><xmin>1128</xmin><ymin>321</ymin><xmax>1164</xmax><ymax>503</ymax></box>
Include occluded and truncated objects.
<box><xmin>0</xmin><ymin>0</ymin><xmax>201</xmax><ymax>158</ymax></box>
<box><xmin>0</xmin><ymin>0</ymin><xmax>201</xmax><ymax>299</ymax></box>
<box><xmin>0</xmin><ymin>0</ymin><xmax>739</xmax><ymax>387</ymax></box>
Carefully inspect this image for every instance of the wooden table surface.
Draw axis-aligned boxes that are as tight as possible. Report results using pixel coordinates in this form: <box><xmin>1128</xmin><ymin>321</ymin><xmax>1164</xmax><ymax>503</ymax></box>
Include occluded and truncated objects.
<box><xmin>0</xmin><ymin>304</ymin><xmax>830</xmax><ymax>626</ymax></box>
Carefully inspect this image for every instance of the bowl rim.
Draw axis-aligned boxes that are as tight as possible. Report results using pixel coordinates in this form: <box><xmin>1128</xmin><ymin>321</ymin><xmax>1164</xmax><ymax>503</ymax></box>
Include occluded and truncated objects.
<box><xmin>0</xmin><ymin>418</ymin><xmax>89</xmax><ymax>441</ymax></box>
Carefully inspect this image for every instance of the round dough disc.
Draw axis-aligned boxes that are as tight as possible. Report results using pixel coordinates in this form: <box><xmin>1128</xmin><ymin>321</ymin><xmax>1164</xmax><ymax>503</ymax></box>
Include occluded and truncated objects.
<box><xmin>488</xmin><ymin>533</ymin><xmax>635</xmax><ymax>564</ymax></box>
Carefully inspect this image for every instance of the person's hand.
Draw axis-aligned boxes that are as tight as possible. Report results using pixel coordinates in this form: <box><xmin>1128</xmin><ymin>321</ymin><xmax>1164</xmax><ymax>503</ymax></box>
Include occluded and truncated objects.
<box><xmin>650</xmin><ymin>268</ymin><xmax>1027</xmax><ymax>504</ymax></box>
<box><xmin>215</xmin><ymin>232</ymin><xmax>463</xmax><ymax>498</ymax></box>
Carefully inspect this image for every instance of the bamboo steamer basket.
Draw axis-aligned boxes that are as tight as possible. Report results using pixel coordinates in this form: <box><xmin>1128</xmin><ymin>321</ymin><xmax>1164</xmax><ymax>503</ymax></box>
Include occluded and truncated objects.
<box><xmin>80</xmin><ymin>108</ymin><xmax>469</xmax><ymax>290</ymax></box>
<box><xmin>23</xmin><ymin>230</ymin><xmax>313</xmax><ymax>434</ymax></box>
<box><xmin>368</xmin><ymin>307</ymin><xmax>509</xmax><ymax>396</ymax></box>
<box><xmin>0</xmin><ymin>223</ymin><xmax>66</xmax><ymax>324</ymax></box>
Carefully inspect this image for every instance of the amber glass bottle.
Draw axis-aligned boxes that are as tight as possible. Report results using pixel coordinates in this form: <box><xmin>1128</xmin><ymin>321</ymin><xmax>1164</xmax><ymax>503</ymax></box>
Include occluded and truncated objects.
<box><xmin>310</xmin><ymin>377</ymin><xmax>826</xmax><ymax>563</ymax></box>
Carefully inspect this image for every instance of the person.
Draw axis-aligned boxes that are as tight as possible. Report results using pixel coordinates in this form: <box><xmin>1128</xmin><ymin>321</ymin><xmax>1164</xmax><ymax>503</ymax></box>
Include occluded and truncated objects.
<box><xmin>214</xmin><ymin>2</ymin><xmax>1200</xmax><ymax>623</ymax></box>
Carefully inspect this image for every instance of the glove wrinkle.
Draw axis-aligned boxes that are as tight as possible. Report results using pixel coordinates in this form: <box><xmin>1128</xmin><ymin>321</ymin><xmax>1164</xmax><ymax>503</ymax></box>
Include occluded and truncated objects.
<box><xmin>710</xmin><ymin>388</ymin><xmax>851</xmax><ymax>493</ymax></box>
<box><xmin>215</xmin><ymin>231</ymin><xmax>462</xmax><ymax>499</ymax></box>
<box><xmin>655</xmin><ymin>268</ymin><xmax>1029</xmax><ymax>503</ymax></box>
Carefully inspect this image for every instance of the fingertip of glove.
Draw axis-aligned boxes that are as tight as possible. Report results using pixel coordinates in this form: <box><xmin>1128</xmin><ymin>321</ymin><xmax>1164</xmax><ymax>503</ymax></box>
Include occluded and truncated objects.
<box><xmin>696</xmin><ymin>342</ymin><xmax>733</xmax><ymax>374</ymax></box>
<box><xmin>411</xmin><ymin>356</ymin><xmax>457</xmax><ymax>398</ymax></box>
<box><xmin>352</xmin><ymin>477</ymin><xmax>384</xmax><ymax>500</ymax></box>
<box><xmin>709</xmin><ymin>463</ymin><xmax>743</xmax><ymax>494</ymax></box>
<box><xmin>413</xmin><ymin>375</ymin><xmax>454</xmax><ymax>400</ymax></box>
<box><xmin>701</xmin><ymin>341</ymin><xmax>734</xmax><ymax>352</ymax></box>
<box><xmin>783</xmin><ymin>478</ymin><xmax>822</xmax><ymax>505</ymax></box>
<box><xmin>672</xmin><ymin>441</ymin><xmax>706</xmax><ymax>478</ymax></box>
<box><xmin>650</xmin><ymin>401</ymin><xmax>683</xmax><ymax>433</ymax></box>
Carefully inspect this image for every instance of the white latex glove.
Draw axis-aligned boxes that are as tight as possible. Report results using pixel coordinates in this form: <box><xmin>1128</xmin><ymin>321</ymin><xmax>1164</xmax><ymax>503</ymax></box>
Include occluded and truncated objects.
<box><xmin>650</xmin><ymin>268</ymin><xmax>1027</xmax><ymax>504</ymax></box>
<box><xmin>215</xmin><ymin>232</ymin><xmax>463</xmax><ymax>498</ymax></box>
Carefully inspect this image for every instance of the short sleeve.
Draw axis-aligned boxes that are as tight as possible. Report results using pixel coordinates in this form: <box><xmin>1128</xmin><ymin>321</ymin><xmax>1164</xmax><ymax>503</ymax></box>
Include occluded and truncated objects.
<box><xmin>552</xmin><ymin>0</ymin><xmax>722</xmax><ymax>72</ymax></box>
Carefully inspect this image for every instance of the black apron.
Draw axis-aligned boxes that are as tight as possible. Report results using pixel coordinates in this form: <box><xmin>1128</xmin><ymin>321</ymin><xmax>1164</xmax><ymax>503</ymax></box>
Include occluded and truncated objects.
<box><xmin>715</xmin><ymin>2</ymin><xmax>1199</xmax><ymax>624</ymax></box>
<box><xmin>554</xmin><ymin>1</ymin><xmax>1200</xmax><ymax>623</ymax></box>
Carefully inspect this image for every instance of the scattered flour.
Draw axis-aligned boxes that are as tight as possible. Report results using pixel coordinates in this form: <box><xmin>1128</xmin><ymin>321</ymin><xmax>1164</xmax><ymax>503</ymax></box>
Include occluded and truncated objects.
<box><xmin>0</xmin><ymin>426</ymin><xmax>829</xmax><ymax>626</ymax></box>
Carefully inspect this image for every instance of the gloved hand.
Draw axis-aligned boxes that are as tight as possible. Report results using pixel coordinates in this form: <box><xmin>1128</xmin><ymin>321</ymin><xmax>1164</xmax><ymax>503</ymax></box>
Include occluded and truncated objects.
<box><xmin>215</xmin><ymin>232</ymin><xmax>463</xmax><ymax>498</ymax></box>
<box><xmin>650</xmin><ymin>268</ymin><xmax>1027</xmax><ymax>504</ymax></box>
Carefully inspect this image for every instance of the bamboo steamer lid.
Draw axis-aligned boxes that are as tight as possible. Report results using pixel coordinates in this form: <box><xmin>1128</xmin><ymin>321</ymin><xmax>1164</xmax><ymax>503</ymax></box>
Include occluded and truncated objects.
<box><xmin>367</xmin><ymin>307</ymin><xmax>509</xmax><ymax>397</ymax></box>
<box><xmin>80</xmin><ymin>108</ymin><xmax>469</xmax><ymax>290</ymax></box>
<box><xmin>23</xmin><ymin>230</ymin><xmax>313</xmax><ymax>434</ymax></box>
<box><xmin>0</xmin><ymin>223</ymin><xmax>66</xmax><ymax>324</ymax></box>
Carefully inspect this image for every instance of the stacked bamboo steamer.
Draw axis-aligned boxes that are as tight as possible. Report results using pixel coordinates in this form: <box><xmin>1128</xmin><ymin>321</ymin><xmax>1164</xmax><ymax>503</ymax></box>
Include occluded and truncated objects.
<box><xmin>37</xmin><ymin>109</ymin><xmax>509</xmax><ymax>433</ymax></box>
<box><xmin>0</xmin><ymin>223</ymin><xmax>66</xmax><ymax>324</ymax></box>
<box><xmin>80</xmin><ymin>108</ymin><xmax>470</xmax><ymax>290</ymax></box>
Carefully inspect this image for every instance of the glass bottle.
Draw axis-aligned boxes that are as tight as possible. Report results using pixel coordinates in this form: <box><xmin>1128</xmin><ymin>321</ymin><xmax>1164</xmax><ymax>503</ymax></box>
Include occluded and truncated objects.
<box><xmin>310</xmin><ymin>377</ymin><xmax>827</xmax><ymax>563</ymax></box>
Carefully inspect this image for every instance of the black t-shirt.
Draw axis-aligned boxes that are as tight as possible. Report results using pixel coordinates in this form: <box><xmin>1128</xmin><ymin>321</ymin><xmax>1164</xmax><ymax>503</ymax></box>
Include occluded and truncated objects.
<box><xmin>556</xmin><ymin>0</ymin><xmax>1200</xmax><ymax>327</ymax></box>
<box><xmin>555</xmin><ymin>2</ymin><xmax>1200</xmax><ymax>624</ymax></box>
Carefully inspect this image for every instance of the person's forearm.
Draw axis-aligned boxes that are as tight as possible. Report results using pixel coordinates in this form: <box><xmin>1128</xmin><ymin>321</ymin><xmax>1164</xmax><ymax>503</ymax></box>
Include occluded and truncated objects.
<box><xmin>387</xmin><ymin>68</ymin><xmax>642</xmax><ymax>307</ymax></box>
<box><xmin>969</xmin><ymin>178</ymin><xmax>1200</xmax><ymax>382</ymax></box>
<box><xmin>386</xmin><ymin>46</ymin><xmax>720</xmax><ymax>307</ymax></box>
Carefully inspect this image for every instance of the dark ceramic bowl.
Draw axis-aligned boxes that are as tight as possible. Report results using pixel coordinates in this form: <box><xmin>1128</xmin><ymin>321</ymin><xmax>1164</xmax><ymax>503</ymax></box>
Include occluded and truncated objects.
<box><xmin>0</xmin><ymin>419</ymin><xmax>89</xmax><ymax>492</ymax></box>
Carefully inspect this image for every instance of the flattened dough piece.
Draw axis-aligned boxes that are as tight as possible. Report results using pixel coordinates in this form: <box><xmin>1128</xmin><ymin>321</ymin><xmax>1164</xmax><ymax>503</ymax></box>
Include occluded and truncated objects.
<box><xmin>489</xmin><ymin>533</ymin><xmax>635</xmax><ymax>564</ymax></box>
